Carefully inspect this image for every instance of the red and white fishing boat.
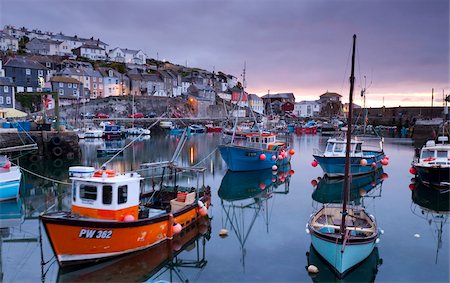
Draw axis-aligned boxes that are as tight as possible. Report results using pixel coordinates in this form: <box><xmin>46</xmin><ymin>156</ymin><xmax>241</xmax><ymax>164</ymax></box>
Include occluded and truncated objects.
<box><xmin>40</xmin><ymin>164</ymin><xmax>210</xmax><ymax>267</ymax></box>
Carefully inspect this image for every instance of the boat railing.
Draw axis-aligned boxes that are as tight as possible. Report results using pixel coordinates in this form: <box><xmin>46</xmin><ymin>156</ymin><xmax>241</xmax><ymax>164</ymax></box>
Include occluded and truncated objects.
<box><xmin>313</xmin><ymin>148</ymin><xmax>323</xmax><ymax>155</ymax></box>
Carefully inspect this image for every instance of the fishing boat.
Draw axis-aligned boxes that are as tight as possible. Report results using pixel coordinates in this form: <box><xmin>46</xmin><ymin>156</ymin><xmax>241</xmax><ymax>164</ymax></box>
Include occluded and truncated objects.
<box><xmin>188</xmin><ymin>124</ymin><xmax>206</xmax><ymax>134</ymax></box>
<box><xmin>410</xmin><ymin>135</ymin><xmax>450</xmax><ymax>189</ymax></box>
<box><xmin>40</xmin><ymin>164</ymin><xmax>211</xmax><ymax>267</ymax></box>
<box><xmin>0</xmin><ymin>156</ymin><xmax>21</xmax><ymax>201</ymax></box>
<box><xmin>125</xmin><ymin>127</ymin><xmax>151</xmax><ymax>136</ymax></box>
<box><xmin>312</xmin><ymin>135</ymin><xmax>386</xmax><ymax>177</ymax></box>
<box><xmin>205</xmin><ymin>123</ymin><xmax>223</xmax><ymax>133</ymax></box>
<box><xmin>56</xmin><ymin>217</ymin><xmax>210</xmax><ymax>282</ymax></box>
<box><xmin>101</xmin><ymin>122</ymin><xmax>123</xmax><ymax>139</ymax></box>
<box><xmin>295</xmin><ymin>120</ymin><xmax>317</xmax><ymax>135</ymax></box>
<box><xmin>307</xmin><ymin>35</ymin><xmax>380</xmax><ymax>276</ymax></box>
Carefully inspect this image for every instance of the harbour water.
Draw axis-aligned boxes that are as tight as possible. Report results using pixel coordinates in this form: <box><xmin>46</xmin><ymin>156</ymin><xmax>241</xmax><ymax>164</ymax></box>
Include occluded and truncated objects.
<box><xmin>1</xmin><ymin>133</ymin><xmax>449</xmax><ymax>282</ymax></box>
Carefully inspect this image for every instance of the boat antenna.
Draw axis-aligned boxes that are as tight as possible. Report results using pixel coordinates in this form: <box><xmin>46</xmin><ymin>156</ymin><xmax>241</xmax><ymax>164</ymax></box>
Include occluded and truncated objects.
<box><xmin>341</xmin><ymin>34</ymin><xmax>357</xmax><ymax>239</ymax></box>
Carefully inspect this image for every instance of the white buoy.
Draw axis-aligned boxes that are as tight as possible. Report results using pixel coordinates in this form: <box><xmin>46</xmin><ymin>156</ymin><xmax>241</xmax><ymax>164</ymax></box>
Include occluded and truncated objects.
<box><xmin>414</xmin><ymin>233</ymin><xmax>420</xmax><ymax>238</ymax></box>
<box><xmin>307</xmin><ymin>265</ymin><xmax>319</xmax><ymax>274</ymax></box>
<box><xmin>219</xmin><ymin>228</ymin><xmax>229</xmax><ymax>238</ymax></box>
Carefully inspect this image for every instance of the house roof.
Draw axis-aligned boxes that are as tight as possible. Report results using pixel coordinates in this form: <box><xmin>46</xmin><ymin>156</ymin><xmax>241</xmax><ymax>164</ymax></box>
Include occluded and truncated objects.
<box><xmin>52</xmin><ymin>34</ymin><xmax>108</xmax><ymax>46</ymax></box>
<box><xmin>4</xmin><ymin>57</ymin><xmax>47</xmax><ymax>70</ymax></box>
<box><xmin>0</xmin><ymin>77</ymin><xmax>15</xmax><ymax>86</ymax></box>
<box><xmin>248</xmin><ymin>93</ymin><xmax>262</xmax><ymax>101</ymax></box>
<box><xmin>75</xmin><ymin>44</ymin><xmax>105</xmax><ymax>50</ymax></box>
<box><xmin>28</xmin><ymin>38</ymin><xmax>62</xmax><ymax>45</ymax></box>
<box><xmin>320</xmin><ymin>91</ymin><xmax>342</xmax><ymax>97</ymax></box>
<box><xmin>0</xmin><ymin>31</ymin><xmax>17</xmax><ymax>40</ymax></box>
<box><xmin>260</xmin><ymin>92</ymin><xmax>295</xmax><ymax>100</ymax></box>
<box><xmin>97</xmin><ymin>67</ymin><xmax>120</xmax><ymax>78</ymax></box>
<box><xmin>50</xmin><ymin>76</ymin><xmax>82</xmax><ymax>84</ymax></box>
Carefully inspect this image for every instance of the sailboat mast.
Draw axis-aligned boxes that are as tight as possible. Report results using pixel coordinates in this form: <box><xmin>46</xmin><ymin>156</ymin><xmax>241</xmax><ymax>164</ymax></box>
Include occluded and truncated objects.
<box><xmin>341</xmin><ymin>34</ymin><xmax>357</xmax><ymax>237</ymax></box>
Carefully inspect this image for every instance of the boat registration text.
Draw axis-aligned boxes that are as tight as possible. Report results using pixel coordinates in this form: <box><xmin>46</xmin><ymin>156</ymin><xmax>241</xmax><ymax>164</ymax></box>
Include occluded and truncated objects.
<box><xmin>79</xmin><ymin>229</ymin><xmax>113</xmax><ymax>239</ymax></box>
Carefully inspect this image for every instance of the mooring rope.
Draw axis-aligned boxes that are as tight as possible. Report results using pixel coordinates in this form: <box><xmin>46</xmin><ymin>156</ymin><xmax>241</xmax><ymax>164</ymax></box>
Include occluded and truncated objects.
<box><xmin>10</xmin><ymin>160</ymin><xmax>71</xmax><ymax>185</ymax></box>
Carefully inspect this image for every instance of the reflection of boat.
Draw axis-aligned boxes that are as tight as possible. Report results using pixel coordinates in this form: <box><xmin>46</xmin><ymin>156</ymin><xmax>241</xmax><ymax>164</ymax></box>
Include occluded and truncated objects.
<box><xmin>312</xmin><ymin>137</ymin><xmax>385</xmax><ymax>177</ymax></box>
<box><xmin>411</xmin><ymin>180</ymin><xmax>449</xmax><ymax>263</ymax></box>
<box><xmin>219</xmin><ymin>165</ymin><xmax>291</xmax><ymax>270</ymax></box>
<box><xmin>307</xmin><ymin>35</ymin><xmax>379</xmax><ymax>277</ymax></box>
<box><xmin>0</xmin><ymin>198</ymin><xmax>24</xmax><ymax>230</ymax></box>
<box><xmin>125</xmin><ymin>127</ymin><xmax>151</xmax><ymax>135</ymax></box>
<box><xmin>0</xmin><ymin>156</ymin><xmax>21</xmax><ymax>201</ymax></box>
<box><xmin>411</xmin><ymin>135</ymin><xmax>450</xmax><ymax>189</ymax></box>
<box><xmin>56</xmin><ymin>217</ymin><xmax>210</xmax><ymax>282</ymax></box>
<box><xmin>40</xmin><ymin>163</ymin><xmax>211</xmax><ymax>267</ymax></box>
<box><xmin>96</xmin><ymin>148</ymin><xmax>124</xmax><ymax>157</ymax></box>
<box><xmin>306</xmin><ymin>245</ymin><xmax>382</xmax><ymax>282</ymax></box>
<box><xmin>312</xmin><ymin>169</ymin><xmax>386</xmax><ymax>205</ymax></box>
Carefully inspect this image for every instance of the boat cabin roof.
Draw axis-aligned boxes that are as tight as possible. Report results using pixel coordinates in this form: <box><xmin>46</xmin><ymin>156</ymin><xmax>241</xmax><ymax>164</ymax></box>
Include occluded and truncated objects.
<box><xmin>327</xmin><ymin>138</ymin><xmax>363</xmax><ymax>144</ymax></box>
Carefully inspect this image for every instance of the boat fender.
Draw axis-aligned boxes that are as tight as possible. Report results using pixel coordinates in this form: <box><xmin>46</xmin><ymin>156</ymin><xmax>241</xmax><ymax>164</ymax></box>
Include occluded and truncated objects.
<box><xmin>289</xmin><ymin>149</ymin><xmax>295</xmax><ymax>155</ymax></box>
<box><xmin>2</xmin><ymin>160</ymin><xmax>11</xmax><ymax>169</ymax></box>
<box><xmin>123</xmin><ymin>214</ymin><xmax>135</xmax><ymax>222</ymax></box>
<box><xmin>197</xmin><ymin>200</ymin><xmax>204</xmax><ymax>208</ymax></box>
<box><xmin>272</xmin><ymin>165</ymin><xmax>278</xmax><ymax>171</ymax></box>
<box><xmin>360</xmin><ymin>159</ymin><xmax>368</xmax><ymax>166</ymax></box>
<box><xmin>198</xmin><ymin>206</ymin><xmax>208</xmax><ymax>216</ymax></box>
<box><xmin>52</xmin><ymin>146</ymin><xmax>63</xmax><ymax>157</ymax></box>
<box><xmin>219</xmin><ymin>228</ymin><xmax>229</xmax><ymax>238</ymax></box>
<box><xmin>259</xmin><ymin>153</ymin><xmax>266</xmax><ymax>161</ymax></box>
<box><xmin>172</xmin><ymin>223</ymin><xmax>182</xmax><ymax>234</ymax></box>
<box><xmin>271</xmin><ymin>155</ymin><xmax>276</xmax><ymax>161</ymax></box>
<box><xmin>409</xmin><ymin>167</ymin><xmax>417</xmax><ymax>175</ymax></box>
<box><xmin>371</xmin><ymin>162</ymin><xmax>377</xmax><ymax>168</ymax></box>
<box><xmin>311</xmin><ymin>160</ymin><xmax>318</xmax><ymax>167</ymax></box>
<box><xmin>311</xmin><ymin>179</ymin><xmax>318</xmax><ymax>187</ymax></box>
<box><xmin>307</xmin><ymin>265</ymin><xmax>319</xmax><ymax>274</ymax></box>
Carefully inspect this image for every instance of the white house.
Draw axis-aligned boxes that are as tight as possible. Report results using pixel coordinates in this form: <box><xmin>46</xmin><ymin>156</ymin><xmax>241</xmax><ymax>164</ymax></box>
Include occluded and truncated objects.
<box><xmin>0</xmin><ymin>31</ymin><xmax>19</xmax><ymax>52</ymax></box>
<box><xmin>98</xmin><ymin>67</ymin><xmax>129</xmax><ymax>97</ymax></box>
<box><xmin>108</xmin><ymin>47</ymin><xmax>147</xmax><ymax>65</ymax></box>
<box><xmin>73</xmin><ymin>44</ymin><xmax>107</xmax><ymax>60</ymax></box>
<box><xmin>248</xmin><ymin>93</ymin><xmax>264</xmax><ymax>115</ymax></box>
<box><xmin>26</xmin><ymin>38</ymin><xmax>72</xmax><ymax>56</ymax></box>
<box><xmin>294</xmin><ymin>100</ymin><xmax>321</xmax><ymax>117</ymax></box>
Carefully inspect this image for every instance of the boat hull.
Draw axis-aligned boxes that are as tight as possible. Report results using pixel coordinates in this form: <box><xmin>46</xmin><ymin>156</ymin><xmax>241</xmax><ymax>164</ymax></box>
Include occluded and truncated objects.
<box><xmin>310</xmin><ymin>231</ymin><xmax>377</xmax><ymax>275</ymax></box>
<box><xmin>0</xmin><ymin>167</ymin><xmax>21</xmax><ymax>201</ymax></box>
<box><xmin>313</xmin><ymin>152</ymin><xmax>384</xmax><ymax>177</ymax></box>
<box><xmin>414</xmin><ymin>165</ymin><xmax>450</xmax><ymax>189</ymax></box>
<box><xmin>219</xmin><ymin>145</ymin><xmax>290</xmax><ymax>171</ymax></box>
<box><xmin>41</xmin><ymin>199</ymin><xmax>208</xmax><ymax>266</ymax></box>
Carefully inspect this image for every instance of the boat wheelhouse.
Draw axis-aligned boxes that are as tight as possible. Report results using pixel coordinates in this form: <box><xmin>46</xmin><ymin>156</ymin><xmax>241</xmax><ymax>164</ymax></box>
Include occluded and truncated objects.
<box><xmin>412</xmin><ymin>136</ymin><xmax>450</xmax><ymax>189</ymax></box>
<box><xmin>313</xmin><ymin>137</ymin><xmax>385</xmax><ymax>177</ymax></box>
<box><xmin>40</xmin><ymin>164</ymin><xmax>211</xmax><ymax>267</ymax></box>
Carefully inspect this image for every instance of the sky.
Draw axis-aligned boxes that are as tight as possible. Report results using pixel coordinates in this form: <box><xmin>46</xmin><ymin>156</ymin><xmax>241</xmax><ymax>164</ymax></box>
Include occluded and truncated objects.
<box><xmin>0</xmin><ymin>0</ymin><xmax>448</xmax><ymax>107</ymax></box>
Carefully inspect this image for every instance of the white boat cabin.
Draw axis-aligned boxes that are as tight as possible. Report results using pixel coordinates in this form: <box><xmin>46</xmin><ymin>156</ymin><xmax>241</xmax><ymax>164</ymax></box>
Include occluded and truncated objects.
<box><xmin>419</xmin><ymin>137</ymin><xmax>450</xmax><ymax>166</ymax></box>
<box><xmin>69</xmin><ymin>166</ymin><xmax>142</xmax><ymax>221</ymax></box>
<box><xmin>323</xmin><ymin>138</ymin><xmax>363</xmax><ymax>157</ymax></box>
<box><xmin>246</xmin><ymin>133</ymin><xmax>285</xmax><ymax>150</ymax></box>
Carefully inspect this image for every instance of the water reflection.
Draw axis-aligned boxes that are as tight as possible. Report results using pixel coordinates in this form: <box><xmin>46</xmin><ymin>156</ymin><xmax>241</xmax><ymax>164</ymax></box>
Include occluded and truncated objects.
<box><xmin>311</xmin><ymin>169</ymin><xmax>387</xmax><ymax>205</ymax></box>
<box><xmin>218</xmin><ymin>165</ymin><xmax>292</xmax><ymax>270</ymax></box>
<box><xmin>306</xmin><ymin>245</ymin><xmax>382</xmax><ymax>282</ymax></box>
<box><xmin>410</xmin><ymin>180</ymin><xmax>449</xmax><ymax>264</ymax></box>
<box><xmin>55</xmin><ymin>217</ymin><xmax>211</xmax><ymax>282</ymax></box>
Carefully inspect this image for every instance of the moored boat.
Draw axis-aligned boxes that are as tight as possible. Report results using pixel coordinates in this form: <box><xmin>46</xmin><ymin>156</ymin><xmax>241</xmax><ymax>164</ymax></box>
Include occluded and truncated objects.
<box><xmin>188</xmin><ymin>124</ymin><xmax>206</xmax><ymax>134</ymax></box>
<box><xmin>0</xmin><ymin>156</ymin><xmax>21</xmax><ymax>201</ymax></box>
<box><xmin>410</xmin><ymin>135</ymin><xmax>450</xmax><ymax>189</ymax></box>
<box><xmin>125</xmin><ymin>127</ymin><xmax>151</xmax><ymax>136</ymax></box>
<box><xmin>40</xmin><ymin>164</ymin><xmax>211</xmax><ymax>267</ymax></box>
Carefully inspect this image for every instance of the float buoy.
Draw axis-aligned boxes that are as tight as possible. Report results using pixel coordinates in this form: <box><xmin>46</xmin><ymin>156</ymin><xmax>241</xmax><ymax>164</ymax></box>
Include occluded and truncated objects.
<box><xmin>311</xmin><ymin>160</ymin><xmax>318</xmax><ymax>167</ymax></box>
<box><xmin>360</xmin><ymin>159</ymin><xmax>367</xmax><ymax>166</ymax></box>
<box><xmin>259</xmin><ymin>153</ymin><xmax>266</xmax><ymax>161</ymax></box>
<box><xmin>172</xmin><ymin>223</ymin><xmax>182</xmax><ymax>234</ymax></box>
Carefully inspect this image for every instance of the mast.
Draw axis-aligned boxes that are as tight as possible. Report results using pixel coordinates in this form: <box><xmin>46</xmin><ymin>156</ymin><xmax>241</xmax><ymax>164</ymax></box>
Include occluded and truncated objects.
<box><xmin>340</xmin><ymin>34</ymin><xmax>357</xmax><ymax>238</ymax></box>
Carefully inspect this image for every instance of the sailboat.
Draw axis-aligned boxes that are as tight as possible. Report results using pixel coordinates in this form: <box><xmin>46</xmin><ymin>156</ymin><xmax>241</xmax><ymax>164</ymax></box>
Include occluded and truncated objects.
<box><xmin>307</xmin><ymin>35</ymin><xmax>380</xmax><ymax>276</ymax></box>
<box><xmin>218</xmin><ymin>64</ymin><xmax>294</xmax><ymax>171</ymax></box>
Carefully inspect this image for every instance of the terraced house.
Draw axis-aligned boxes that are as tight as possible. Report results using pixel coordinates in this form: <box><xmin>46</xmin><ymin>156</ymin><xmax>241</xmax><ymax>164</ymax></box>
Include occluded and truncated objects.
<box><xmin>49</xmin><ymin>76</ymin><xmax>84</xmax><ymax>107</ymax></box>
<box><xmin>3</xmin><ymin>56</ymin><xmax>48</xmax><ymax>93</ymax></box>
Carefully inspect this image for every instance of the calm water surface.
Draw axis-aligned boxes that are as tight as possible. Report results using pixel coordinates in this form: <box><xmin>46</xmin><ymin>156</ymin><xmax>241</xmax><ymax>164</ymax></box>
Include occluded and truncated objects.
<box><xmin>2</xmin><ymin>133</ymin><xmax>449</xmax><ymax>282</ymax></box>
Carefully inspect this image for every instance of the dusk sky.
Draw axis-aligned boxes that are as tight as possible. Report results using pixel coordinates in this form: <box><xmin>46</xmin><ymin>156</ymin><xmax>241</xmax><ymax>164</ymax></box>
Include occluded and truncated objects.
<box><xmin>1</xmin><ymin>0</ymin><xmax>448</xmax><ymax>107</ymax></box>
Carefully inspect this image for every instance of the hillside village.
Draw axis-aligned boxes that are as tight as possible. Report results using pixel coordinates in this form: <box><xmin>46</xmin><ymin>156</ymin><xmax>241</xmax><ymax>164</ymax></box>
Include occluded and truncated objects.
<box><xmin>1</xmin><ymin>25</ymin><xmax>363</xmax><ymax>120</ymax></box>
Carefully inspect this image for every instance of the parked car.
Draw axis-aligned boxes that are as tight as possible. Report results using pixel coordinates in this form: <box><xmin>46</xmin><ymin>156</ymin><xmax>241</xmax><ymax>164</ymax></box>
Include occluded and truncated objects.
<box><xmin>95</xmin><ymin>113</ymin><xmax>110</xmax><ymax>119</ymax></box>
<box><xmin>81</xmin><ymin>113</ymin><xmax>95</xmax><ymax>119</ymax></box>
<box><xmin>145</xmin><ymin>112</ymin><xmax>157</xmax><ymax>118</ymax></box>
<box><xmin>128</xmin><ymin>112</ymin><xmax>144</xmax><ymax>118</ymax></box>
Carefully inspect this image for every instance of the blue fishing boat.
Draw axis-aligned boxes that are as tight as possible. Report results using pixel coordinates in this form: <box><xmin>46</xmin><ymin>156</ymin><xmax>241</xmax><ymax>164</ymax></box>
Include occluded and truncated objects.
<box><xmin>219</xmin><ymin>132</ymin><xmax>292</xmax><ymax>171</ymax></box>
<box><xmin>307</xmin><ymin>35</ymin><xmax>379</xmax><ymax>276</ymax></box>
<box><xmin>312</xmin><ymin>137</ymin><xmax>385</xmax><ymax>177</ymax></box>
<box><xmin>0</xmin><ymin>156</ymin><xmax>21</xmax><ymax>201</ymax></box>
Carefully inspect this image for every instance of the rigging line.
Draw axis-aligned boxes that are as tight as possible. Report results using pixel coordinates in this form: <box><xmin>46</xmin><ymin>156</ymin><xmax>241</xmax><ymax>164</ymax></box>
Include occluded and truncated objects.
<box><xmin>340</xmin><ymin>42</ymin><xmax>353</xmax><ymax>99</ymax></box>
<box><xmin>193</xmin><ymin>147</ymin><xmax>218</xmax><ymax>167</ymax></box>
<box><xmin>9</xmin><ymin>161</ymin><xmax>71</xmax><ymax>185</ymax></box>
<box><xmin>101</xmin><ymin>112</ymin><xmax>167</xmax><ymax>169</ymax></box>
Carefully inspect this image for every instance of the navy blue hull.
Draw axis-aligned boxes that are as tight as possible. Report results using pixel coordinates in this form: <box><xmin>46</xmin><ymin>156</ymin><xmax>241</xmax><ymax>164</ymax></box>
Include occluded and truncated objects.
<box><xmin>415</xmin><ymin>166</ymin><xmax>450</xmax><ymax>189</ymax></box>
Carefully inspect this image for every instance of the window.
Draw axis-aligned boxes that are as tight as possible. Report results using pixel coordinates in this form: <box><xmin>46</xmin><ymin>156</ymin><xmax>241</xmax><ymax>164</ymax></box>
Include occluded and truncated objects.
<box><xmin>437</xmin><ymin>151</ymin><xmax>447</xmax><ymax>158</ymax></box>
<box><xmin>6</xmin><ymin>97</ymin><xmax>11</xmax><ymax>104</ymax></box>
<box><xmin>46</xmin><ymin>62</ymin><xmax>51</xmax><ymax>68</ymax></box>
<box><xmin>59</xmin><ymin>82</ymin><xmax>64</xmax><ymax>87</ymax></box>
<box><xmin>355</xmin><ymin>143</ymin><xmax>362</xmax><ymax>153</ymax></box>
<box><xmin>73</xmin><ymin>90</ymin><xmax>78</xmax><ymax>96</ymax></box>
<box><xmin>80</xmin><ymin>184</ymin><xmax>97</xmax><ymax>200</ymax></box>
<box><xmin>72</xmin><ymin>183</ymin><xmax>76</xmax><ymax>201</ymax></box>
<box><xmin>421</xmin><ymin>150</ymin><xmax>434</xmax><ymax>159</ymax></box>
<box><xmin>325</xmin><ymin>143</ymin><xmax>334</xmax><ymax>152</ymax></box>
<box><xmin>99</xmin><ymin>78</ymin><xmax>102</xmax><ymax>82</ymax></box>
<box><xmin>93</xmin><ymin>77</ymin><xmax>97</xmax><ymax>82</ymax></box>
<box><xmin>68</xmin><ymin>83</ymin><xmax>72</xmax><ymax>88</ymax></box>
<box><xmin>93</xmin><ymin>83</ymin><xmax>97</xmax><ymax>88</ymax></box>
<box><xmin>118</xmin><ymin>185</ymin><xmax>127</xmax><ymax>204</ymax></box>
<box><xmin>0</xmin><ymin>97</ymin><xmax>3</xmax><ymax>104</ymax></box>
<box><xmin>38</xmin><ymin>70</ymin><xmax>43</xmax><ymax>76</ymax></box>
<box><xmin>3</xmin><ymin>86</ymin><xmax>8</xmax><ymax>92</ymax></box>
<box><xmin>25</xmin><ymin>69</ymin><xmax>31</xmax><ymax>75</ymax></box>
<box><xmin>102</xmin><ymin>185</ymin><xmax>112</xmax><ymax>205</ymax></box>
<box><xmin>334</xmin><ymin>143</ymin><xmax>345</xmax><ymax>152</ymax></box>
<box><xmin>59</xmin><ymin>89</ymin><xmax>64</xmax><ymax>95</ymax></box>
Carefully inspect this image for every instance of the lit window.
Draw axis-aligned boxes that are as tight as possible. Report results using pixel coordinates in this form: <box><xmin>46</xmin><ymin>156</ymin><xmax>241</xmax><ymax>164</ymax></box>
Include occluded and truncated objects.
<box><xmin>38</xmin><ymin>70</ymin><xmax>43</xmax><ymax>76</ymax></box>
<box><xmin>25</xmin><ymin>69</ymin><xmax>31</xmax><ymax>75</ymax></box>
<box><xmin>68</xmin><ymin>83</ymin><xmax>72</xmax><ymax>88</ymax></box>
<box><xmin>3</xmin><ymin>86</ymin><xmax>8</xmax><ymax>92</ymax></box>
<box><xmin>59</xmin><ymin>82</ymin><xmax>64</xmax><ymax>87</ymax></box>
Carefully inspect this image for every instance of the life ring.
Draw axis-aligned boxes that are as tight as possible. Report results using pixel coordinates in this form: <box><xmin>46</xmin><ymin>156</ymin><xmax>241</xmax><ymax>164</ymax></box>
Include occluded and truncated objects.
<box><xmin>52</xmin><ymin>146</ymin><xmax>63</xmax><ymax>157</ymax></box>
<box><xmin>93</xmin><ymin>169</ymin><xmax>116</xmax><ymax>178</ymax></box>
<box><xmin>53</xmin><ymin>158</ymin><xmax>63</xmax><ymax>168</ymax></box>
<box><xmin>50</xmin><ymin>136</ymin><xmax>62</xmax><ymax>146</ymax></box>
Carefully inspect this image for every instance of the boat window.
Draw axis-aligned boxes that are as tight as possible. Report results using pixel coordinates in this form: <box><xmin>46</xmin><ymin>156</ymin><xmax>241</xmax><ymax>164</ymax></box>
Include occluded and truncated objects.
<box><xmin>334</xmin><ymin>143</ymin><xmax>345</xmax><ymax>153</ymax></box>
<box><xmin>102</xmin><ymin>185</ymin><xmax>112</xmax><ymax>205</ymax></box>
<box><xmin>355</xmin><ymin>143</ymin><xmax>362</xmax><ymax>153</ymax></box>
<box><xmin>80</xmin><ymin>184</ymin><xmax>97</xmax><ymax>200</ymax></box>
<box><xmin>72</xmin><ymin>183</ymin><xmax>76</xmax><ymax>202</ymax></box>
<box><xmin>325</xmin><ymin>143</ymin><xmax>334</xmax><ymax>152</ymax></box>
<box><xmin>437</xmin><ymin>151</ymin><xmax>447</xmax><ymax>158</ymax></box>
<box><xmin>118</xmin><ymin>185</ymin><xmax>128</xmax><ymax>204</ymax></box>
<box><xmin>421</xmin><ymin>150</ymin><xmax>434</xmax><ymax>158</ymax></box>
